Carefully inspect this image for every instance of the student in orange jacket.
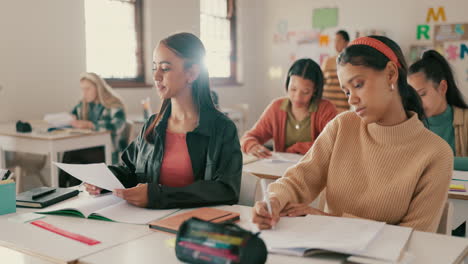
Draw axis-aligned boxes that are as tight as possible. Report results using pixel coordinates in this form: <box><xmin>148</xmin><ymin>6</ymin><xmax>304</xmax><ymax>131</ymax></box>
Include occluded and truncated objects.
<box><xmin>241</xmin><ymin>59</ymin><xmax>338</xmax><ymax>157</ymax></box>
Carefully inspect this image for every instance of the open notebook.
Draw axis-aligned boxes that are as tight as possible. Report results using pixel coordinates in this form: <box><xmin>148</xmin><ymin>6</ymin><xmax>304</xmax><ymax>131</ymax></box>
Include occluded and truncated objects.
<box><xmin>37</xmin><ymin>194</ymin><xmax>179</xmax><ymax>225</ymax></box>
<box><xmin>260</xmin><ymin>215</ymin><xmax>412</xmax><ymax>263</ymax></box>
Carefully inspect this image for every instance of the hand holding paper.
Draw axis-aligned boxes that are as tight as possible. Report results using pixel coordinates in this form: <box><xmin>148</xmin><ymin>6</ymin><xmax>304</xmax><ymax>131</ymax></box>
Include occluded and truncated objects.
<box><xmin>54</xmin><ymin>162</ymin><xmax>124</xmax><ymax>191</ymax></box>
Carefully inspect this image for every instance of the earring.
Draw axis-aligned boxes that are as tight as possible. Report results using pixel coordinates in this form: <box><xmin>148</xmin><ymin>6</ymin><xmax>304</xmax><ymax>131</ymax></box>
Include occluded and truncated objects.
<box><xmin>391</xmin><ymin>84</ymin><xmax>395</xmax><ymax>91</ymax></box>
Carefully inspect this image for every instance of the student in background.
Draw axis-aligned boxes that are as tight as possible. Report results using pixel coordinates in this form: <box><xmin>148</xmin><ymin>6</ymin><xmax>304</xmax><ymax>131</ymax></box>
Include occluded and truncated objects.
<box><xmin>252</xmin><ymin>36</ymin><xmax>453</xmax><ymax>233</ymax></box>
<box><xmin>84</xmin><ymin>33</ymin><xmax>242</xmax><ymax>209</ymax></box>
<box><xmin>59</xmin><ymin>72</ymin><xmax>127</xmax><ymax>187</ymax></box>
<box><xmin>241</xmin><ymin>59</ymin><xmax>337</xmax><ymax>157</ymax></box>
<box><xmin>322</xmin><ymin>30</ymin><xmax>351</xmax><ymax>112</ymax></box>
<box><xmin>408</xmin><ymin>50</ymin><xmax>468</xmax><ymax>171</ymax></box>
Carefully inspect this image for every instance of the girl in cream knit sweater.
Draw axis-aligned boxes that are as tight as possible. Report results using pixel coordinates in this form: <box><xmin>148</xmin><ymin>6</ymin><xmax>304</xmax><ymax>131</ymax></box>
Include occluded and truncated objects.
<box><xmin>252</xmin><ymin>36</ymin><xmax>453</xmax><ymax>233</ymax></box>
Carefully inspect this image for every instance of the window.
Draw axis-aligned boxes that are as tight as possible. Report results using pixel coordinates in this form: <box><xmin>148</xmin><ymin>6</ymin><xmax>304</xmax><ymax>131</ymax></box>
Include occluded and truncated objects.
<box><xmin>200</xmin><ymin>0</ymin><xmax>237</xmax><ymax>85</ymax></box>
<box><xmin>84</xmin><ymin>0</ymin><xmax>146</xmax><ymax>87</ymax></box>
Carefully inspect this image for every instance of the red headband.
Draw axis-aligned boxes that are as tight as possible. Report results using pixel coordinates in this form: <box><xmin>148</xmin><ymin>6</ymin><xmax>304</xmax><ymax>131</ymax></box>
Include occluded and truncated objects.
<box><xmin>348</xmin><ymin>37</ymin><xmax>402</xmax><ymax>68</ymax></box>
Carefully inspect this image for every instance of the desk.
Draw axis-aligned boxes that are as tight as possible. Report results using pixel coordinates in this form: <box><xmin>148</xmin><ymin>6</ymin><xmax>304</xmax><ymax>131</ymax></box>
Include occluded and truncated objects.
<box><xmin>0</xmin><ymin>124</ymin><xmax>112</xmax><ymax>187</ymax></box>
<box><xmin>1</xmin><ymin>205</ymin><xmax>467</xmax><ymax>264</ymax></box>
<box><xmin>0</xmin><ymin>207</ymin><xmax>152</xmax><ymax>264</ymax></box>
<box><xmin>243</xmin><ymin>153</ymin><xmax>302</xmax><ymax>180</ymax></box>
<box><xmin>242</xmin><ymin>153</ymin><xmax>303</xmax><ymax>205</ymax></box>
<box><xmin>245</xmin><ymin>155</ymin><xmax>468</xmax><ymax>237</ymax></box>
<box><xmin>80</xmin><ymin>205</ymin><xmax>468</xmax><ymax>264</ymax></box>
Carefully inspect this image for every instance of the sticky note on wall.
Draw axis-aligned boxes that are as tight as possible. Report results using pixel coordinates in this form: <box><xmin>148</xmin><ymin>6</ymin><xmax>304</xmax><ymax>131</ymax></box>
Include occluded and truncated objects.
<box><xmin>319</xmin><ymin>35</ymin><xmax>330</xmax><ymax>47</ymax></box>
<box><xmin>312</xmin><ymin>8</ymin><xmax>338</xmax><ymax>30</ymax></box>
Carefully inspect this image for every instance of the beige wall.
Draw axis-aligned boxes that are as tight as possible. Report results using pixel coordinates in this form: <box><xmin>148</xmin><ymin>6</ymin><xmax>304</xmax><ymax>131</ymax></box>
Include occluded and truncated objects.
<box><xmin>258</xmin><ymin>0</ymin><xmax>468</xmax><ymax>108</ymax></box>
<box><xmin>1</xmin><ymin>0</ymin><xmax>466</xmax><ymax>128</ymax></box>
<box><xmin>0</xmin><ymin>0</ymin><xmax>265</xmax><ymax>129</ymax></box>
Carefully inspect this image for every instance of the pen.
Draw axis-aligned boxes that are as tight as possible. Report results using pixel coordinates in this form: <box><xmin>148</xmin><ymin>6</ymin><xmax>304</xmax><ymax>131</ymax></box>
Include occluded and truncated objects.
<box><xmin>32</xmin><ymin>188</ymin><xmax>56</xmax><ymax>200</ymax></box>
<box><xmin>260</xmin><ymin>179</ymin><xmax>274</xmax><ymax>228</ymax></box>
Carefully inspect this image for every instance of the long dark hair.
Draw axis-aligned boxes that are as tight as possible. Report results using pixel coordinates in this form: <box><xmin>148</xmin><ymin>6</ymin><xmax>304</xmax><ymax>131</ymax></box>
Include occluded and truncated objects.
<box><xmin>145</xmin><ymin>32</ymin><xmax>217</xmax><ymax>142</ymax></box>
<box><xmin>285</xmin><ymin>58</ymin><xmax>324</xmax><ymax>103</ymax></box>
<box><xmin>337</xmin><ymin>35</ymin><xmax>427</xmax><ymax>122</ymax></box>
<box><xmin>409</xmin><ymin>49</ymin><xmax>468</xmax><ymax>109</ymax></box>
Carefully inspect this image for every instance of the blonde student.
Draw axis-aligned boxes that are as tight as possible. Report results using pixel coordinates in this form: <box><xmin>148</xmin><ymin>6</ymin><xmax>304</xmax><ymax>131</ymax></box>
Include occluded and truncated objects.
<box><xmin>84</xmin><ymin>33</ymin><xmax>242</xmax><ymax>209</ymax></box>
<box><xmin>59</xmin><ymin>72</ymin><xmax>126</xmax><ymax>187</ymax></box>
<box><xmin>241</xmin><ymin>59</ymin><xmax>337</xmax><ymax>157</ymax></box>
<box><xmin>408</xmin><ymin>50</ymin><xmax>468</xmax><ymax>171</ymax></box>
<box><xmin>252</xmin><ymin>36</ymin><xmax>453</xmax><ymax>233</ymax></box>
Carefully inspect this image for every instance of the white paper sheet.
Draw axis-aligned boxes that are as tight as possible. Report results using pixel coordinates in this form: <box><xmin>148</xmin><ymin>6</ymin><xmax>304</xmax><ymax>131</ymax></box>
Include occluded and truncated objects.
<box><xmin>261</xmin><ymin>215</ymin><xmax>385</xmax><ymax>256</ymax></box>
<box><xmin>44</xmin><ymin>112</ymin><xmax>74</xmax><ymax>127</ymax></box>
<box><xmin>243</xmin><ymin>152</ymin><xmax>303</xmax><ymax>177</ymax></box>
<box><xmin>268</xmin><ymin>152</ymin><xmax>303</xmax><ymax>163</ymax></box>
<box><xmin>53</xmin><ymin>162</ymin><xmax>124</xmax><ymax>191</ymax></box>
<box><xmin>350</xmin><ymin>224</ymin><xmax>413</xmax><ymax>262</ymax></box>
<box><xmin>453</xmin><ymin>170</ymin><xmax>468</xmax><ymax>181</ymax></box>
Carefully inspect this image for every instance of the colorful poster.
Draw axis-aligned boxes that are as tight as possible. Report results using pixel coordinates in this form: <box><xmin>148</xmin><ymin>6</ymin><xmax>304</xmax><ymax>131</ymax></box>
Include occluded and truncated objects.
<box><xmin>434</xmin><ymin>24</ymin><xmax>468</xmax><ymax>44</ymax></box>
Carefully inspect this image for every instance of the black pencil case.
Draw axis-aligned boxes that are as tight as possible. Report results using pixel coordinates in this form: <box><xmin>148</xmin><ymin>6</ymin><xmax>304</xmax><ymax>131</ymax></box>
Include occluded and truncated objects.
<box><xmin>175</xmin><ymin>217</ymin><xmax>267</xmax><ymax>264</ymax></box>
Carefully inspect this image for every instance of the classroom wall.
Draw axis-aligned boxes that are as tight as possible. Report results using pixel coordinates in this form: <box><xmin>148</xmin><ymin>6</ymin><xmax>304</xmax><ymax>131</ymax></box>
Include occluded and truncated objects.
<box><xmin>0</xmin><ymin>0</ymin><xmax>85</xmax><ymax>122</ymax></box>
<box><xmin>1</xmin><ymin>0</ymin><xmax>466</xmax><ymax>127</ymax></box>
<box><xmin>258</xmin><ymin>0</ymin><xmax>468</xmax><ymax>110</ymax></box>
<box><xmin>0</xmin><ymin>0</ymin><xmax>265</xmax><ymax>129</ymax></box>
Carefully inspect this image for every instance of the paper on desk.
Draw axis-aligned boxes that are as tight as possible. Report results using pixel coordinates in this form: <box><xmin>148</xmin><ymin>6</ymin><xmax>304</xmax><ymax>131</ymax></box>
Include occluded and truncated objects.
<box><xmin>261</xmin><ymin>215</ymin><xmax>385</xmax><ymax>255</ymax></box>
<box><xmin>266</xmin><ymin>152</ymin><xmax>303</xmax><ymax>163</ymax></box>
<box><xmin>453</xmin><ymin>170</ymin><xmax>468</xmax><ymax>181</ymax></box>
<box><xmin>44</xmin><ymin>112</ymin><xmax>74</xmax><ymax>127</ymax></box>
<box><xmin>53</xmin><ymin>162</ymin><xmax>124</xmax><ymax>191</ymax></box>
<box><xmin>349</xmin><ymin>224</ymin><xmax>413</xmax><ymax>262</ymax></box>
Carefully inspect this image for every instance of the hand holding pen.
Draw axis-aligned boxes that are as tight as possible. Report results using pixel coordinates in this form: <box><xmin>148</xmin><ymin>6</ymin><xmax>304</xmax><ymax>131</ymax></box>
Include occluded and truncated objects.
<box><xmin>252</xmin><ymin>179</ymin><xmax>281</xmax><ymax>230</ymax></box>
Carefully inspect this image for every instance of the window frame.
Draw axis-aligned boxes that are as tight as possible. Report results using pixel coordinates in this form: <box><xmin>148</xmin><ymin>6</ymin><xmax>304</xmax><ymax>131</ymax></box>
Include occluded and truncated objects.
<box><xmin>92</xmin><ymin>0</ymin><xmax>150</xmax><ymax>88</ymax></box>
<box><xmin>202</xmin><ymin>0</ymin><xmax>238</xmax><ymax>86</ymax></box>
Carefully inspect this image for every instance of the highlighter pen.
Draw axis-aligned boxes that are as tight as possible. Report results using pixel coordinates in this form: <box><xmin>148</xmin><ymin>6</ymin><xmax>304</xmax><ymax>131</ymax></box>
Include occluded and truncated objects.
<box><xmin>260</xmin><ymin>179</ymin><xmax>274</xmax><ymax>228</ymax></box>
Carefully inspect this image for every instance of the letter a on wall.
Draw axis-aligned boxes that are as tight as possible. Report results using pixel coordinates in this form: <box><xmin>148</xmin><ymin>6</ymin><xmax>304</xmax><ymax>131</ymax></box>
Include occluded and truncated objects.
<box><xmin>426</xmin><ymin>7</ymin><xmax>446</xmax><ymax>23</ymax></box>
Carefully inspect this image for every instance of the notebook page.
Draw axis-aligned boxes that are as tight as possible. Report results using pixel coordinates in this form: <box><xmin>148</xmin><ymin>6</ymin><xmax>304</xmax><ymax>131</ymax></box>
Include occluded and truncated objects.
<box><xmin>38</xmin><ymin>194</ymin><xmax>122</xmax><ymax>218</ymax></box>
<box><xmin>453</xmin><ymin>170</ymin><xmax>468</xmax><ymax>181</ymax></box>
<box><xmin>260</xmin><ymin>215</ymin><xmax>385</xmax><ymax>255</ymax></box>
<box><xmin>350</xmin><ymin>224</ymin><xmax>412</xmax><ymax>262</ymax></box>
<box><xmin>54</xmin><ymin>162</ymin><xmax>124</xmax><ymax>191</ymax></box>
<box><xmin>91</xmin><ymin>200</ymin><xmax>179</xmax><ymax>224</ymax></box>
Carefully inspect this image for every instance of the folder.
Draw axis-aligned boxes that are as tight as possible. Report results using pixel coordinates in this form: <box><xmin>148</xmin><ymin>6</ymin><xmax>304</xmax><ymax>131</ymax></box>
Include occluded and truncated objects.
<box><xmin>149</xmin><ymin>207</ymin><xmax>240</xmax><ymax>234</ymax></box>
<box><xmin>0</xmin><ymin>180</ymin><xmax>16</xmax><ymax>215</ymax></box>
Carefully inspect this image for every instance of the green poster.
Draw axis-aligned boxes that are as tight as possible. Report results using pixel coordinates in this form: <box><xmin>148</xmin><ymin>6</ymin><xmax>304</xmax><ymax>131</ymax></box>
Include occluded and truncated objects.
<box><xmin>312</xmin><ymin>8</ymin><xmax>338</xmax><ymax>30</ymax></box>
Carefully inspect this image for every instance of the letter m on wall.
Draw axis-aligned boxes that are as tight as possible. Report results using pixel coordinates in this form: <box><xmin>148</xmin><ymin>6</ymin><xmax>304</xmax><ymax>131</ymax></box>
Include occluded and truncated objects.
<box><xmin>426</xmin><ymin>7</ymin><xmax>446</xmax><ymax>23</ymax></box>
